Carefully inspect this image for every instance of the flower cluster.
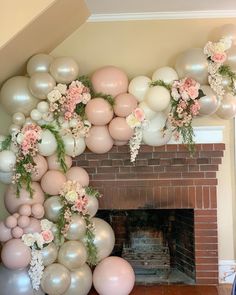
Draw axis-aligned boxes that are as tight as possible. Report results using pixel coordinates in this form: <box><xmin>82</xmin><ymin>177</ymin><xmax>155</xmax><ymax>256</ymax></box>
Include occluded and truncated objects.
<box><xmin>204</xmin><ymin>37</ymin><xmax>236</xmax><ymax>96</ymax></box>
<box><xmin>126</xmin><ymin>108</ymin><xmax>148</xmax><ymax>162</ymax></box>
<box><xmin>59</xmin><ymin>114</ymin><xmax>91</xmax><ymax>139</ymax></box>
<box><xmin>28</xmin><ymin>249</ymin><xmax>44</xmax><ymax>290</ymax></box>
<box><xmin>47</xmin><ymin>80</ymin><xmax>91</xmax><ymax>120</ymax></box>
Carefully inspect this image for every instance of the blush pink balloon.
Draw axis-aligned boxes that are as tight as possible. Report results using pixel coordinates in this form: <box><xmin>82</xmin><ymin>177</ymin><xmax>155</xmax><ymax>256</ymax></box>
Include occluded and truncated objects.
<box><xmin>17</xmin><ymin>216</ymin><xmax>30</xmax><ymax>228</ymax></box>
<box><xmin>93</xmin><ymin>256</ymin><xmax>135</xmax><ymax>295</ymax></box>
<box><xmin>1</xmin><ymin>239</ymin><xmax>31</xmax><ymax>270</ymax></box>
<box><xmin>31</xmin><ymin>203</ymin><xmax>45</xmax><ymax>219</ymax></box>
<box><xmin>66</xmin><ymin>166</ymin><xmax>89</xmax><ymax>186</ymax></box>
<box><xmin>0</xmin><ymin>221</ymin><xmax>12</xmax><ymax>242</ymax></box>
<box><xmin>18</xmin><ymin>204</ymin><xmax>32</xmax><ymax>216</ymax></box>
<box><xmin>85</xmin><ymin>126</ymin><xmax>114</xmax><ymax>154</ymax></box>
<box><xmin>109</xmin><ymin>117</ymin><xmax>134</xmax><ymax>141</ymax></box>
<box><xmin>114</xmin><ymin>140</ymin><xmax>128</xmax><ymax>146</ymax></box>
<box><xmin>114</xmin><ymin>93</ymin><xmax>138</xmax><ymax>117</ymax></box>
<box><xmin>4</xmin><ymin>182</ymin><xmax>45</xmax><ymax>214</ymax></box>
<box><xmin>23</xmin><ymin>217</ymin><xmax>41</xmax><ymax>234</ymax></box>
<box><xmin>47</xmin><ymin>154</ymin><xmax>72</xmax><ymax>171</ymax></box>
<box><xmin>91</xmin><ymin>66</ymin><xmax>128</xmax><ymax>97</ymax></box>
<box><xmin>32</xmin><ymin>154</ymin><xmax>48</xmax><ymax>181</ymax></box>
<box><xmin>41</xmin><ymin>170</ymin><xmax>67</xmax><ymax>195</ymax></box>
<box><xmin>85</xmin><ymin>98</ymin><xmax>114</xmax><ymax>125</ymax></box>
<box><xmin>5</xmin><ymin>215</ymin><xmax>17</xmax><ymax>229</ymax></box>
<box><xmin>12</xmin><ymin>226</ymin><xmax>24</xmax><ymax>238</ymax></box>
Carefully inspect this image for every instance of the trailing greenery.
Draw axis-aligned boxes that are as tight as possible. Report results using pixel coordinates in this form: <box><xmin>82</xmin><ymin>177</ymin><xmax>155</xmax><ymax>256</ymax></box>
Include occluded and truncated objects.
<box><xmin>219</xmin><ymin>65</ymin><xmax>236</xmax><ymax>95</ymax></box>
<box><xmin>0</xmin><ymin>134</ymin><xmax>12</xmax><ymax>151</ymax></box>
<box><xmin>41</xmin><ymin>124</ymin><xmax>67</xmax><ymax>173</ymax></box>
<box><xmin>85</xmin><ymin>186</ymin><xmax>101</xmax><ymax>199</ymax></box>
<box><xmin>84</xmin><ymin>214</ymin><xmax>98</xmax><ymax>266</ymax></box>
<box><xmin>150</xmin><ymin>79</ymin><xmax>171</xmax><ymax>91</ymax></box>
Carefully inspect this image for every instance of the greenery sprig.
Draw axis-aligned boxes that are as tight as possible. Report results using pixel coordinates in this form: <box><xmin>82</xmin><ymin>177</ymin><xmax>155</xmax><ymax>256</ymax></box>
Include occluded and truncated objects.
<box><xmin>84</xmin><ymin>215</ymin><xmax>98</xmax><ymax>266</ymax></box>
<box><xmin>150</xmin><ymin>79</ymin><xmax>171</xmax><ymax>90</ymax></box>
<box><xmin>85</xmin><ymin>186</ymin><xmax>101</xmax><ymax>199</ymax></box>
<box><xmin>0</xmin><ymin>134</ymin><xmax>12</xmax><ymax>151</ymax></box>
<box><xmin>219</xmin><ymin>65</ymin><xmax>236</xmax><ymax>95</ymax></box>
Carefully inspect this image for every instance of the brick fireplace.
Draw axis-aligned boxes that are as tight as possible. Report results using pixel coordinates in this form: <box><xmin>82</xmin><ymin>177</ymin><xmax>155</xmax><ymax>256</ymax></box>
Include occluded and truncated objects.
<box><xmin>74</xmin><ymin>143</ymin><xmax>225</xmax><ymax>285</ymax></box>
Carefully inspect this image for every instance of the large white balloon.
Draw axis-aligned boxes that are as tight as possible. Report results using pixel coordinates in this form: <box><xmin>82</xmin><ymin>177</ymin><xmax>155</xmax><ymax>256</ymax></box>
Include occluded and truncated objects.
<box><xmin>50</xmin><ymin>57</ymin><xmax>79</xmax><ymax>84</ymax></box>
<box><xmin>142</xmin><ymin>112</ymin><xmax>172</xmax><ymax>146</ymax></box>
<box><xmin>0</xmin><ymin>150</ymin><xmax>16</xmax><ymax>172</ymax></box>
<box><xmin>0</xmin><ymin>171</ymin><xmax>13</xmax><ymax>184</ymax></box>
<box><xmin>128</xmin><ymin>76</ymin><xmax>151</xmax><ymax>102</ymax></box>
<box><xmin>29</xmin><ymin>72</ymin><xmax>56</xmax><ymax>100</ymax></box>
<box><xmin>138</xmin><ymin>101</ymin><xmax>156</xmax><ymax>120</ymax></box>
<box><xmin>62</xmin><ymin>135</ymin><xmax>86</xmax><ymax>157</ymax></box>
<box><xmin>199</xmin><ymin>85</ymin><xmax>220</xmax><ymax>116</ymax></box>
<box><xmin>152</xmin><ymin>66</ymin><xmax>178</xmax><ymax>84</ymax></box>
<box><xmin>145</xmin><ymin>86</ymin><xmax>171</xmax><ymax>112</ymax></box>
<box><xmin>38</xmin><ymin>129</ymin><xmax>57</xmax><ymax>156</ymax></box>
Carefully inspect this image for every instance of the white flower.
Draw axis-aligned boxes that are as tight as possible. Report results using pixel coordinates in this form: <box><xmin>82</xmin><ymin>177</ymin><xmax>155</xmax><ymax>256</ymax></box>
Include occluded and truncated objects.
<box><xmin>16</xmin><ymin>133</ymin><xmax>24</xmax><ymax>144</ymax></box>
<box><xmin>42</xmin><ymin>112</ymin><xmax>54</xmax><ymax>122</ymax></box>
<box><xmin>54</xmin><ymin>83</ymin><xmax>67</xmax><ymax>95</ymax></box>
<box><xmin>82</xmin><ymin>92</ymin><xmax>91</xmax><ymax>104</ymax></box>
<box><xmin>33</xmin><ymin>233</ymin><xmax>44</xmax><ymax>249</ymax></box>
<box><xmin>40</xmin><ymin>219</ymin><xmax>53</xmax><ymax>231</ymax></box>
<box><xmin>84</xmin><ymin>120</ymin><xmax>91</xmax><ymax>128</ymax></box>
<box><xmin>65</xmin><ymin>190</ymin><xmax>78</xmax><ymax>203</ymax></box>
<box><xmin>28</xmin><ymin>249</ymin><xmax>44</xmax><ymax>290</ymax></box>
<box><xmin>22</xmin><ymin>233</ymin><xmax>35</xmax><ymax>247</ymax></box>
<box><xmin>126</xmin><ymin>114</ymin><xmax>140</xmax><ymax>129</ymax></box>
<box><xmin>47</xmin><ymin>89</ymin><xmax>62</xmax><ymax>102</ymax></box>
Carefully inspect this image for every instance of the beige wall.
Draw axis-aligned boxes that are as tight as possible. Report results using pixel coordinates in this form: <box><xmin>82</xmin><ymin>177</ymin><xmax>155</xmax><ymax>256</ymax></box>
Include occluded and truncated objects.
<box><xmin>51</xmin><ymin>18</ymin><xmax>236</xmax><ymax>261</ymax></box>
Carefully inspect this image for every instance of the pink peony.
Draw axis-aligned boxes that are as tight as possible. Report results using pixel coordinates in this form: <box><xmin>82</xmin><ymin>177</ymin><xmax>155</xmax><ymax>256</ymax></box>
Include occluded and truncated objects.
<box><xmin>134</xmin><ymin>108</ymin><xmax>145</xmax><ymax>122</ymax></box>
<box><xmin>41</xmin><ymin>230</ymin><xmax>54</xmax><ymax>243</ymax></box>
<box><xmin>187</xmin><ymin>87</ymin><xmax>199</xmax><ymax>100</ymax></box>
<box><xmin>211</xmin><ymin>52</ymin><xmax>227</xmax><ymax>63</ymax></box>
<box><xmin>190</xmin><ymin>101</ymin><xmax>200</xmax><ymax>116</ymax></box>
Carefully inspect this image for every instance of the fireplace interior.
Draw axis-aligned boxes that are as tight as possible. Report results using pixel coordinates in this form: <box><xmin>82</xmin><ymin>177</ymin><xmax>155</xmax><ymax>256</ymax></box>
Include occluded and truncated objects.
<box><xmin>97</xmin><ymin>209</ymin><xmax>195</xmax><ymax>285</ymax></box>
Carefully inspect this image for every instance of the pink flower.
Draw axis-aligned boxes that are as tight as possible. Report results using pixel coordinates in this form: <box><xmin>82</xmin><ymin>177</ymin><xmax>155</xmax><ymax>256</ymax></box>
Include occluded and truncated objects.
<box><xmin>134</xmin><ymin>108</ymin><xmax>145</xmax><ymax>122</ymax></box>
<box><xmin>41</xmin><ymin>230</ymin><xmax>54</xmax><ymax>243</ymax></box>
<box><xmin>211</xmin><ymin>52</ymin><xmax>227</xmax><ymax>63</ymax></box>
<box><xmin>187</xmin><ymin>87</ymin><xmax>199</xmax><ymax>100</ymax></box>
<box><xmin>179</xmin><ymin>100</ymin><xmax>187</xmax><ymax>109</ymax></box>
<box><xmin>73</xmin><ymin>196</ymin><xmax>88</xmax><ymax>213</ymax></box>
<box><xmin>190</xmin><ymin>101</ymin><xmax>200</xmax><ymax>116</ymax></box>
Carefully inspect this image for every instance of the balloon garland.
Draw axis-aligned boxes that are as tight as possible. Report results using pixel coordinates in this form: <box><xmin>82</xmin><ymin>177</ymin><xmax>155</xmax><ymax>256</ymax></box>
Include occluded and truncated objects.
<box><xmin>0</xmin><ymin>23</ymin><xmax>236</xmax><ymax>295</ymax></box>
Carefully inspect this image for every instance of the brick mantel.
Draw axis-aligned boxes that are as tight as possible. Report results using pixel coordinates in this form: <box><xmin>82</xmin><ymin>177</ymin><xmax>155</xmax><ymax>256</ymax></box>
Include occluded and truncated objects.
<box><xmin>74</xmin><ymin>143</ymin><xmax>225</xmax><ymax>285</ymax></box>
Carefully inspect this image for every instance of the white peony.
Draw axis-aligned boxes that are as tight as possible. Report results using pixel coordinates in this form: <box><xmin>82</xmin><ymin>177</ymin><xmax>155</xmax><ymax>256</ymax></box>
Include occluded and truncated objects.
<box><xmin>47</xmin><ymin>89</ymin><xmax>62</xmax><ymax>103</ymax></box>
<box><xmin>40</xmin><ymin>219</ymin><xmax>53</xmax><ymax>231</ymax></box>
<box><xmin>33</xmin><ymin>233</ymin><xmax>44</xmax><ymax>249</ymax></box>
<box><xmin>22</xmin><ymin>233</ymin><xmax>36</xmax><ymax>247</ymax></box>
<box><xmin>65</xmin><ymin>190</ymin><xmax>78</xmax><ymax>203</ymax></box>
<box><xmin>16</xmin><ymin>133</ymin><xmax>24</xmax><ymax>144</ymax></box>
<box><xmin>54</xmin><ymin>83</ymin><xmax>67</xmax><ymax>95</ymax></box>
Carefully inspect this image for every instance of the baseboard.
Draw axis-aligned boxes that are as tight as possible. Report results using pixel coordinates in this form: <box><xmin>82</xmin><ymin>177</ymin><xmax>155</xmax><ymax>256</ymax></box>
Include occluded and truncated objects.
<box><xmin>219</xmin><ymin>260</ymin><xmax>236</xmax><ymax>284</ymax></box>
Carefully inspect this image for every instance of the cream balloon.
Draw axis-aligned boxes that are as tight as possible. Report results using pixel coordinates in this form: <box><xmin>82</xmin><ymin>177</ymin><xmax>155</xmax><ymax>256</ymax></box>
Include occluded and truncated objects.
<box><xmin>44</xmin><ymin>196</ymin><xmax>63</xmax><ymax>222</ymax></box>
<box><xmin>142</xmin><ymin>113</ymin><xmax>172</xmax><ymax>146</ymax></box>
<box><xmin>0</xmin><ymin>171</ymin><xmax>13</xmax><ymax>184</ymax></box>
<box><xmin>9</xmin><ymin>124</ymin><xmax>21</xmax><ymax>135</ymax></box>
<box><xmin>27</xmin><ymin>53</ymin><xmax>53</xmax><ymax>76</ymax></box>
<box><xmin>145</xmin><ymin>86</ymin><xmax>171</xmax><ymax>112</ymax></box>
<box><xmin>0</xmin><ymin>150</ymin><xmax>16</xmax><ymax>172</ymax></box>
<box><xmin>41</xmin><ymin>263</ymin><xmax>71</xmax><ymax>295</ymax></box>
<box><xmin>58</xmin><ymin>241</ymin><xmax>88</xmax><ymax>271</ymax></box>
<box><xmin>199</xmin><ymin>85</ymin><xmax>220</xmax><ymax>116</ymax></box>
<box><xmin>66</xmin><ymin>214</ymin><xmax>87</xmax><ymax>241</ymax></box>
<box><xmin>38</xmin><ymin>129</ymin><xmax>57</xmax><ymax>156</ymax></box>
<box><xmin>41</xmin><ymin>243</ymin><xmax>58</xmax><ymax>266</ymax></box>
<box><xmin>37</xmin><ymin>101</ymin><xmax>49</xmax><ymax>113</ymax></box>
<box><xmin>50</xmin><ymin>57</ymin><xmax>79</xmax><ymax>84</ymax></box>
<box><xmin>85</xmin><ymin>195</ymin><xmax>99</xmax><ymax>217</ymax></box>
<box><xmin>62</xmin><ymin>135</ymin><xmax>86</xmax><ymax>157</ymax></box>
<box><xmin>63</xmin><ymin>264</ymin><xmax>93</xmax><ymax>295</ymax></box>
<box><xmin>0</xmin><ymin>76</ymin><xmax>39</xmax><ymax>115</ymax></box>
<box><xmin>128</xmin><ymin>75</ymin><xmax>151</xmax><ymax>102</ymax></box>
<box><xmin>24</xmin><ymin>117</ymin><xmax>35</xmax><ymax>126</ymax></box>
<box><xmin>226</xmin><ymin>45</ymin><xmax>236</xmax><ymax>71</ymax></box>
<box><xmin>152</xmin><ymin>66</ymin><xmax>178</xmax><ymax>84</ymax></box>
<box><xmin>30</xmin><ymin>109</ymin><xmax>42</xmax><ymax>121</ymax></box>
<box><xmin>216</xmin><ymin>93</ymin><xmax>236</xmax><ymax>119</ymax></box>
<box><xmin>29</xmin><ymin>72</ymin><xmax>56</xmax><ymax>100</ymax></box>
<box><xmin>139</xmin><ymin>101</ymin><xmax>157</xmax><ymax>120</ymax></box>
<box><xmin>213</xmin><ymin>23</ymin><xmax>236</xmax><ymax>46</ymax></box>
<box><xmin>175</xmin><ymin>48</ymin><xmax>208</xmax><ymax>84</ymax></box>
<box><xmin>12</xmin><ymin>112</ymin><xmax>25</xmax><ymax>126</ymax></box>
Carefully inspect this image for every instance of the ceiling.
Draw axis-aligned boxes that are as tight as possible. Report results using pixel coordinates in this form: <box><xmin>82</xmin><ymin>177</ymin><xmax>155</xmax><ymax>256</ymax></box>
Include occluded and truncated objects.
<box><xmin>86</xmin><ymin>0</ymin><xmax>236</xmax><ymax>14</ymax></box>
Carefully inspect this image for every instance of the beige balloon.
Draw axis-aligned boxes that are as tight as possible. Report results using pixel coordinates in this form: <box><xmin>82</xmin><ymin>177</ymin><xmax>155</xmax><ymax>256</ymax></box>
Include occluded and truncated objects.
<box><xmin>41</xmin><ymin>242</ymin><xmax>58</xmax><ymax>266</ymax></box>
<box><xmin>12</xmin><ymin>112</ymin><xmax>25</xmax><ymax>126</ymax></box>
<box><xmin>86</xmin><ymin>195</ymin><xmax>99</xmax><ymax>217</ymax></box>
<box><xmin>199</xmin><ymin>85</ymin><xmax>220</xmax><ymax>116</ymax></box>
<box><xmin>175</xmin><ymin>48</ymin><xmax>208</xmax><ymax>84</ymax></box>
<box><xmin>66</xmin><ymin>214</ymin><xmax>87</xmax><ymax>241</ymax></box>
<box><xmin>63</xmin><ymin>264</ymin><xmax>93</xmax><ymax>295</ymax></box>
<box><xmin>0</xmin><ymin>76</ymin><xmax>39</xmax><ymax>115</ymax></box>
<box><xmin>41</xmin><ymin>263</ymin><xmax>71</xmax><ymax>295</ymax></box>
<box><xmin>29</xmin><ymin>72</ymin><xmax>56</xmax><ymax>100</ymax></box>
<box><xmin>58</xmin><ymin>241</ymin><xmax>88</xmax><ymax>271</ymax></box>
<box><xmin>152</xmin><ymin>66</ymin><xmax>178</xmax><ymax>84</ymax></box>
<box><xmin>27</xmin><ymin>54</ymin><xmax>54</xmax><ymax>76</ymax></box>
<box><xmin>226</xmin><ymin>45</ymin><xmax>236</xmax><ymax>72</ymax></box>
<box><xmin>139</xmin><ymin>101</ymin><xmax>157</xmax><ymax>120</ymax></box>
<box><xmin>62</xmin><ymin>135</ymin><xmax>86</xmax><ymax>157</ymax></box>
<box><xmin>145</xmin><ymin>86</ymin><xmax>171</xmax><ymax>112</ymax></box>
<box><xmin>38</xmin><ymin>129</ymin><xmax>58</xmax><ymax>156</ymax></box>
<box><xmin>50</xmin><ymin>57</ymin><xmax>79</xmax><ymax>84</ymax></box>
<box><xmin>128</xmin><ymin>75</ymin><xmax>151</xmax><ymax>102</ymax></box>
<box><xmin>216</xmin><ymin>93</ymin><xmax>236</xmax><ymax>119</ymax></box>
<box><xmin>44</xmin><ymin>196</ymin><xmax>63</xmax><ymax>222</ymax></box>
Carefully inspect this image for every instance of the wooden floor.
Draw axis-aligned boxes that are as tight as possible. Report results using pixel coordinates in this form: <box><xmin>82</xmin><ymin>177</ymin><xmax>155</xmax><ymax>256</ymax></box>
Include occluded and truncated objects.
<box><xmin>89</xmin><ymin>285</ymin><xmax>232</xmax><ymax>295</ymax></box>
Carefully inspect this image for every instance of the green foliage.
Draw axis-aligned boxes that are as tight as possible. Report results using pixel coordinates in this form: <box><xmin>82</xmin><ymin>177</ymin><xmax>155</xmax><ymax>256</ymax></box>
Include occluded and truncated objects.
<box><xmin>85</xmin><ymin>186</ymin><xmax>101</xmax><ymax>199</ymax></box>
<box><xmin>150</xmin><ymin>80</ymin><xmax>171</xmax><ymax>91</ymax></box>
<box><xmin>219</xmin><ymin>65</ymin><xmax>236</xmax><ymax>95</ymax></box>
<box><xmin>84</xmin><ymin>215</ymin><xmax>98</xmax><ymax>266</ymax></box>
<box><xmin>0</xmin><ymin>135</ymin><xmax>12</xmax><ymax>151</ymax></box>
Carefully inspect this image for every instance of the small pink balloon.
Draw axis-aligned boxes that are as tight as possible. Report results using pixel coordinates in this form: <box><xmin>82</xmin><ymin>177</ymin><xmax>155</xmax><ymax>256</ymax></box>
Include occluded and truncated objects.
<box><xmin>1</xmin><ymin>239</ymin><xmax>31</xmax><ymax>270</ymax></box>
<box><xmin>12</xmin><ymin>226</ymin><xmax>24</xmax><ymax>238</ymax></box>
<box><xmin>5</xmin><ymin>215</ymin><xmax>17</xmax><ymax>229</ymax></box>
<box><xmin>4</xmin><ymin>182</ymin><xmax>45</xmax><ymax>214</ymax></box>
<box><xmin>66</xmin><ymin>166</ymin><xmax>89</xmax><ymax>186</ymax></box>
<box><xmin>47</xmin><ymin>154</ymin><xmax>72</xmax><ymax>171</ymax></box>
<box><xmin>91</xmin><ymin>66</ymin><xmax>128</xmax><ymax>97</ymax></box>
<box><xmin>31</xmin><ymin>203</ymin><xmax>45</xmax><ymax>219</ymax></box>
<box><xmin>114</xmin><ymin>93</ymin><xmax>138</xmax><ymax>117</ymax></box>
<box><xmin>23</xmin><ymin>217</ymin><xmax>41</xmax><ymax>234</ymax></box>
<box><xmin>18</xmin><ymin>204</ymin><xmax>32</xmax><ymax>216</ymax></box>
<box><xmin>12</xmin><ymin>213</ymin><xmax>20</xmax><ymax>219</ymax></box>
<box><xmin>0</xmin><ymin>221</ymin><xmax>12</xmax><ymax>242</ymax></box>
<box><xmin>93</xmin><ymin>256</ymin><xmax>135</xmax><ymax>295</ymax></box>
<box><xmin>85</xmin><ymin>98</ymin><xmax>114</xmax><ymax>125</ymax></box>
<box><xmin>32</xmin><ymin>154</ymin><xmax>48</xmax><ymax>181</ymax></box>
<box><xmin>17</xmin><ymin>216</ymin><xmax>30</xmax><ymax>228</ymax></box>
<box><xmin>41</xmin><ymin>170</ymin><xmax>67</xmax><ymax>195</ymax></box>
<box><xmin>85</xmin><ymin>126</ymin><xmax>114</xmax><ymax>154</ymax></box>
<box><xmin>109</xmin><ymin>117</ymin><xmax>134</xmax><ymax>141</ymax></box>
<box><xmin>114</xmin><ymin>140</ymin><xmax>128</xmax><ymax>146</ymax></box>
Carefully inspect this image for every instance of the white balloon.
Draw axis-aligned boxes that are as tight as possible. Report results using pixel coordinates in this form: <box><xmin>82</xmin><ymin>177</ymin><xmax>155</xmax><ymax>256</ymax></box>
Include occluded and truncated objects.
<box><xmin>152</xmin><ymin>66</ymin><xmax>178</xmax><ymax>84</ymax></box>
<box><xmin>145</xmin><ymin>86</ymin><xmax>171</xmax><ymax>112</ymax></box>
<box><xmin>12</xmin><ymin>112</ymin><xmax>25</xmax><ymax>126</ymax></box>
<box><xmin>30</xmin><ymin>109</ymin><xmax>42</xmax><ymax>121</ymax></box>
<box><xmin>0</xmin><ymin>171</ymin><xmax>13</xmax><ymax>184</ymax></box>
<box><xmin>38</xmin><ymin>129</ymin><xmax>57</xmax><ymax>156</ymax></box>
<box><xmin>0</xmin><ymin>150</ymin><xmax>16</xmax><ymax>172</ymax></box>
<box><xmin>37</xmin><ymin>101</ymin><xmax>49</xmax><ymax>113</ymax></box>
<box><xmin>8</xmin><ymin>124</ymin><xmax>20</xmax><ymax>135</ymax></box>
<box><xmin>128</xmin><ymin>76</ymin><xmax>151</xmax><ymax>102</ymax></box>
<box><xmin>138</xmin><ymin>101</ymin><xmax>156</xmax><ymax>120</ymax></box>
<box><xmin>24</xmin><ymin>117</ymin><xmax>35</xmax><ymax>126</ymax></box>
<box><xmin>143</xmin><ymin>112</ymin><xmax>172</xmax><ymax>146</ymax></box>
<box><xmin>62</xmin><ymin>135</ymin><xmax>86</xmax><ymax>157</ymax></box>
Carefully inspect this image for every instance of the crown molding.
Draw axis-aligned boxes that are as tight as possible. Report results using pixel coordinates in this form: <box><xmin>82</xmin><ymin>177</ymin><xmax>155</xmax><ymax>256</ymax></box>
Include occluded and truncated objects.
<box><xmin>88</xmin><ymin>10</ymin><xmax>236</xmax><ymax>22</ymax></box>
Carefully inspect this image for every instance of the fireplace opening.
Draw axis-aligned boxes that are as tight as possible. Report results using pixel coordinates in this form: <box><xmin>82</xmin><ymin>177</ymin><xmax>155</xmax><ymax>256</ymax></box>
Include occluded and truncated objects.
<box><xmin>97</xmin><ymin>209</ymin><xmax>195</xmax><ymax>285</ymax></box>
